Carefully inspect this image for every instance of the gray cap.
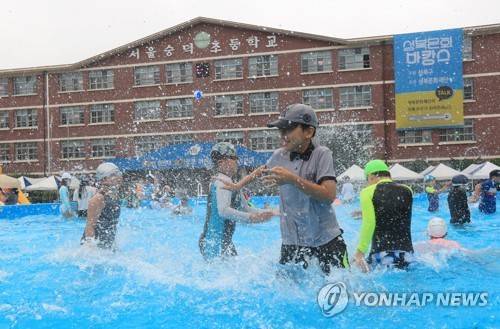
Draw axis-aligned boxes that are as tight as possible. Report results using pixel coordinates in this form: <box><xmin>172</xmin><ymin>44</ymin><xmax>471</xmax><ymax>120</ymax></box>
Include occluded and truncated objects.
<box><xmin>267</xmin><ymin>103</ymin><xmax>319</xmax><ymax>129</ymax></box>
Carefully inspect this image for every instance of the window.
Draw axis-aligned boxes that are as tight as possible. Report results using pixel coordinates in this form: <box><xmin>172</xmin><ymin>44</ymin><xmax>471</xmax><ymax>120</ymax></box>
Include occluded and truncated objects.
<box><xmin>339</xmin><ymin>85</ymin><xmax>372</xmax><ymax>108</ymax></box>
<box><xmin>134</xmin><ymin>101</ymin><xmax>161</xmax><ymax>121</ymax></box>
<box><xmin>338</xmin><ymin>47</ymin><xmax>370</xmax><ymax>70</ymax></box>
<box><xmin>89</xmin><ymin>70</ymin><xmax>114</xmax><ymax>89</ymax></box>
<box><xmin>214</xmin><ymin>58</ymin><xmax>242</xmax><ymax>80</ymax></box>
<box><xmin>59</xmin><ymin>72</ymin><xmax>83</xmax><ymax>92</ymax></box>
<box><xmin>463</xmin><ymin>35</ymin><xmax>473</xmax><ymax>60</ymax></box>
<box><xmin>60</xmin><ymin>106</ymin><xmax>84</xmax><ymax>125</ymax></box>
<box><xmin>166</xmin><ymin>98</ymin><xmax>193</xmax><ymax>118</ymax></box>
<box><xmin>90</xmin><ymin>104</ymin><xmax>114</xmax><ymax>124</ymax></box>
<box><xmin>303</xmin><ymin>88</ymin><xmax>333</xmax><ymax>109</ymax></box>
<box><xmin>61</xmin><ymin>140</ymin><xmax>86</xmax><ymax>159</ymax></box>
<box><xmin>0</xmin><ymin>78</ymin><xmax>8</xmax><ymax>96</ymax></box>
<box><xmin>13</xmin><ymin>76</ymin><xmax>36</xmax><ymax>95</ymax></box>
<box><xmin>15</xmin><ymin>142</ymin><xmax>37</xmax><ymax>161</ymax></box>
<box><xmin>249</xmin><ymin>92</ymin><xmax>279</xmax><ymax>113</ymax></box>
<box><xmin>439</xmin><ymin>119</ymin><xmax>475</xmax><ymax>142</ymax></box>
<box><xmin>134</xmin><ymin>66</ymin><xmax>160</xmax><ymax>86</ymax></box>
<box><xmin>166</xmin><ymin>62</ymin><xmax>193</xmax><ymax>83</ymax></box>
<box><xmin>215</xmin><ymin>95</ymin><xmax>243</xmax><ymax>116</ymax></box>
<box><xmin>301</xmin><ymin>51</ymin><xmax>332</xmax><ymax>73</ymax></box>
<box><xmin>165</xmin><ymin>134</ymin><xmax>193</xmax><ymax>145</ymax></box>
<box><xmin>195</xmin><ymin>63</ymin><xmax>210</xmax><ymax>78</ymax></box>
<box><xmin>91</xmin><ymin>139</ymin><xmax>115</xmax><ymax>158</ymax></box>
<box><xmin>215</xmin><ymin>131</ymin><xmax>244</xmax><ymax>145</ymax></box>
<box><xmin>398</xmin><ymin>130</ymin><xmax>432</xmax><ymax>144</ymax></box>
<box><xmin>248</xmin><ymin>55</ymin><xmax>278</xmax><ymax>77</ymax></box>
<box><xmin>134</xmin><ymin>136</ymin><xmax>165</xmax><ymax>156</ymax></box>
<box><xmin>249</xmin><ymin>130</ymin><xmax>280</xmax><ymax>151</ymax></box>
<box><xmin>0</xmin><ymin>111</ymin><xmax>9</xmax><ymax>129</ymax></box>
<box><xmin>0</xmin><ymin>144</ymin><xmax>10</xmax><ymax>162</ymax></box>
<box><xmin>464</xmin><ymin>78</ymin><xmax>474</xmax><ymax>100</ymax></box>
<box><xmin>15</xmin><ymin>109</ymin><xmax>38</xmax><ymax>128</ymax></box>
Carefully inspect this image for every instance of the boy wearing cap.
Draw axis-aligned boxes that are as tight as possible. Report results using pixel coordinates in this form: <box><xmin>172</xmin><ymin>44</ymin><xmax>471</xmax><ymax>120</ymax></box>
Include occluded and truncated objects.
<box><xmin>264</xmin><ymin>103</ymin><xmax>349</xmax><ymax>274</ymax></box>
<box><xmin>354</xmin><ymin>160</ymin><xmax>414</xmax><ymax>272</ymax></box>
<box><xmin>82</xmin><ymin>162</ymin><xmax>123</xmax><ymax>249</ymax></box>
<box><xmin>199</xmin><ymin>142</ymin><xmax>275</xmax><ymax>260</ymax></box>
<box><xmin>448</xmin><ymin>174</ymin><xmax>471</xmax><ymax>224</ymax></box>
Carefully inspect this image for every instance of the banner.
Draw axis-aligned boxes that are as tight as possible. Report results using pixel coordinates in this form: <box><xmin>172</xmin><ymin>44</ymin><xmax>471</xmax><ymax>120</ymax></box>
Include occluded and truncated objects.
<box><xmin>394</xmin><ymin>29</ymin><xmax>463</xmax><ymax>130</ymax></box>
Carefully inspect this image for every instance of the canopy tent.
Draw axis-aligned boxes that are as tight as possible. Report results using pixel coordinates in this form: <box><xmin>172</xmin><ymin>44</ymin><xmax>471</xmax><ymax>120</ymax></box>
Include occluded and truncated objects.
<box><xmin>470</xmin><ymin>161</ymin><xmax>500</xmax><ymax>180</ymax></box>
<box><xmin>25</xmin><ymin>176</ymin><xmax>61</xmax><ymax>191</ymax></box>
<box><xmin>337</xmin><ymin>165</ymin><xmax>366</xmax><ymax>182</ymax></box>
<box><xmin>0</xmin><ymin>174</ymin><xmax>21</xmax><ymax>189</ymax></box>
<box><xmin>17</xmin><ymin>176</ymin><xmax>46</xmax><ymax>190</ymax></box>
<box><xmin>110</xmin><ymin>142</ymin><xmax>271</xmax><ymax>171</ymax></box>
<box><xmin>461</xmin><ymin>163</ymin><xmax>481</xmax><ymax>176</ymax></box>
<box><xmin>389</xmin><ymin>164</ymin><xmax>423</xmax><ymax>181</ymax></box>
<box><xmin>420</xmin><ymin>166</ymin><xmax>435</xmax><ymax>177</ymax></box>
<box><xmin>425</xmin><ymin>163</ymin><xmax>462</xmax><ymax>180</ymax></box>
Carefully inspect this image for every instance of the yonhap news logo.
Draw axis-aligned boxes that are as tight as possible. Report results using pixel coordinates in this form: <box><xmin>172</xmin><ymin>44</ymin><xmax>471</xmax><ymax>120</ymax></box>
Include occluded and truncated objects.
<box><xmin>317</xmin><ymin>282</ymin><xmax>488</xmax><ymax>317</ymax></box>
<box><xmin>316</xmin><ymin>282</ymin><xmax>349</xmax><ymax>317</ymax></box>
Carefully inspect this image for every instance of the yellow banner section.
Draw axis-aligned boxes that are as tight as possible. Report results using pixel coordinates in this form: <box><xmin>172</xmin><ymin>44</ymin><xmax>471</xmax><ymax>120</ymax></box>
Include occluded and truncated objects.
<box><xmin>396</xmin><ymin>89</ymin><xmax>464</xmax><ymax>129</ymax></box>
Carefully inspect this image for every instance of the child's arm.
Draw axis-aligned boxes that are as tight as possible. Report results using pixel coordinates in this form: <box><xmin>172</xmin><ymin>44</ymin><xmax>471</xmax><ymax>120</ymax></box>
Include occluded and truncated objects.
<box><xmin>216</xmin><ymin>165</ymin><xmax>267</xmax><ymax>191</ymax></box>
<box><xmin>215</xmin><ymin>181</ymin><xmax>273</xmax><ymax>223</ymax></box>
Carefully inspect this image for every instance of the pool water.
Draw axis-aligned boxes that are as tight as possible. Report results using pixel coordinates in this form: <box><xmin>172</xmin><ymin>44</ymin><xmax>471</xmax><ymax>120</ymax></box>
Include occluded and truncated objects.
<box><xmin>0</xmin><ymin>195</ymin><xmax>499</xmax><ymax>328</ymax></box>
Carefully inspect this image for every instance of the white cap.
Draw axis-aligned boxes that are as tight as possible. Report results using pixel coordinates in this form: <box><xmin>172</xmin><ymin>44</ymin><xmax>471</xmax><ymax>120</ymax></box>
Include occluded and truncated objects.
<box><xmin>95</xmin><ymin>162</ymin><xmax>122</xmax><ymax>181</ymax></box>
<box><xmin>61</xmin><ymin>172</ymin><xmax>72</xmax><ymax>180</ymax></box>
<box><xmin>427</xmin><ymin>217</ymin><xmax>447</xmax><ymax>238</ymax></box>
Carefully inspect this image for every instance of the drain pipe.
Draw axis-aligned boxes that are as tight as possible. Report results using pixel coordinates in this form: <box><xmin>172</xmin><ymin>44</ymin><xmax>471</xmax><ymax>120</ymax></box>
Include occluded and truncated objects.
<box><xmin>45</xmin><ymin>72</ymin><xmax>51</xmax><ymax>174</ymax></box>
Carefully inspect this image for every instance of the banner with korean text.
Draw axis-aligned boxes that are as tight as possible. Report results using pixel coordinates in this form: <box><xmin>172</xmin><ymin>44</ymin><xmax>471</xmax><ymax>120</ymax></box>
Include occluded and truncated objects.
<box><xmin>394</xmin><ymin>29</ymin><xmax>463</xmax><ymax>130</ymax></box>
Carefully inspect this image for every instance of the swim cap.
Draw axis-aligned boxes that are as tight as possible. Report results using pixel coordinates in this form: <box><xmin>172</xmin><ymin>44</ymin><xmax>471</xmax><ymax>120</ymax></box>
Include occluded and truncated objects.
<box><xmin>452</xmin><ymin>174</ymin><xmax>468</xmax><ymax>186</ymax></box>
<box><xmin>427</xmin><ymin>217</ymin><xmax>447</xmax><ymax>238</ymax></box>
<box><xmin>95</xmin><ymin>162</ymin><xmax>122</xmax><ymax>181</ymax></box>
<box><xmin>364</xmin><ymin>160</ymin><xmax>389</xmax><ymax>177</ymax></box>
<box><xmin>211</xmin><ymin>142</ymin><xmax>238</xmax><ymax>161</ymax></box>
<box><xmin>424</xmin><ymin>175</ymin><xmax>436</xmax><ymax>182</ymax></box>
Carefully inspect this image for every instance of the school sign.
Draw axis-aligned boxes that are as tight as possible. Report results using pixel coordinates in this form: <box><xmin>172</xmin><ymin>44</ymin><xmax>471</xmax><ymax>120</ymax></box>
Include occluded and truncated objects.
<box><xmin>394</xmin><ymin>28</ymin><xmax>464</xmax><ymax>130</ymax></box>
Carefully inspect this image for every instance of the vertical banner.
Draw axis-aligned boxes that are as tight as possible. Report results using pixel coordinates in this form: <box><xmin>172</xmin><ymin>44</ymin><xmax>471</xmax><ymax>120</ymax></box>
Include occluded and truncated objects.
<box><xmin>394</xmin><ymin>29</ymin><xmax>463</xmax><ymax>130</ymax></box>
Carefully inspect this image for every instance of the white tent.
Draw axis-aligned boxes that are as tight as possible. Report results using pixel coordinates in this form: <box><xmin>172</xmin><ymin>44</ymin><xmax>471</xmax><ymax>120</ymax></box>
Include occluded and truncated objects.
<box><xmin>420</xmin><ymin>166</ymin><xmax>435</xmax><ymax>176</ymax></box>
<box><xmin>425</xmin><ymin>163</ymin><xmax>462</xmax><ymax>180</ymax></box>
<box><xmin>462</xmin><ymin>163</ymin><xmax>481</xmax><ymax>176</ymax></box>
<box><xmin>26</xmin><ymin>176</ymin><xmax>61</xmax><ymax>191</ymax></box>
<box><xmin>17</xmin><ymin>176</ymin><xmax>46</xmax><ymax>189</ymax></box>
<box><xmin>389</xmin><ymin>164</ymin><xmax>423</xmax><ymax>181</ymax></box>
<box><xmin>337</xmin><ymin>165</ymin><xmax>366</xmax><ymax>182</ymax></box>
<box><xmin>471</xmin><ymin>162</ymin><xmax>500</xmax><ymax>180</ymax></box>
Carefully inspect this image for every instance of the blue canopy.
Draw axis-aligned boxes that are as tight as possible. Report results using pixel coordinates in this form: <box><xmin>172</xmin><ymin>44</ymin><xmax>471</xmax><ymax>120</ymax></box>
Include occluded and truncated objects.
<box><xmin>109</xmin><ymin>142</ymin><xmax>272</xmax><ymax>171</ymax></box>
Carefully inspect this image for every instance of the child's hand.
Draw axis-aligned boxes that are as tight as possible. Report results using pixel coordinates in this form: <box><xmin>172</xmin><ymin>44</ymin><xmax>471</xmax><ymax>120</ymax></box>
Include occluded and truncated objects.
<box><xmin>250</xmin><ymin>211</ymin><xmax>275</xmax><ymax>223</ymax></box>
<box><xmin>261</xmin><ymin>167</ymin><xmax>295</xmax><ymax>186</ymax></box>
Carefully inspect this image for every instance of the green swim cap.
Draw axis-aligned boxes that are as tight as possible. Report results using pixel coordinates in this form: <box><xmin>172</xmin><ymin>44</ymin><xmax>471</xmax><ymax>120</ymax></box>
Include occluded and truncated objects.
<box><xmin>364</xmin><ymin>160</ymin><xmax>389</xmax><ymax>177</ymax></box>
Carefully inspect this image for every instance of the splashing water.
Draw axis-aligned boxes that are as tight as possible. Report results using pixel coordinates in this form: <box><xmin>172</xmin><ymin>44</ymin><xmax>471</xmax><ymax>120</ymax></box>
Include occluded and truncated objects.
<box><xmin>0</xmin><ymin>195</ymin><xmax>499</xmax><ymax>328</ymax></box>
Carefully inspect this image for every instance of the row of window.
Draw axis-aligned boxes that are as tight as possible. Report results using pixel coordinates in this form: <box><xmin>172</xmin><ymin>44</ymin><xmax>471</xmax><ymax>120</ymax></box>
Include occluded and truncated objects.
<box><xmin>0</xmin><ymin>118</ymin><xmax>478</xmax><ymax>162</ymax></box>
<box><xmin>0</xmin><ymin>75</ymin><xmax>477</xmax><ymax>127</ymax></box>
<box><xmin>0</xmin><ymin>78</ymin><xmax>476</xmax><ymax>129</ymax></box>
<box><xmin>398</xmin><ymin>119</ymin><xmax>475</xmax><ymax>144</ymax></box>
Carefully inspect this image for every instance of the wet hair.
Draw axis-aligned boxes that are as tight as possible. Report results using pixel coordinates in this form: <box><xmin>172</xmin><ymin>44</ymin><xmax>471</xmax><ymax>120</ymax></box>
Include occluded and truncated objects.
<box><xmin>371</xmin><ymin>171</ymin><xmax>391</xmax><ymax>178</ymax></box>
<box><xmin>490</xmin><ymin>169</ymin><xmax>500</xmax><ymax>179</ymax></box>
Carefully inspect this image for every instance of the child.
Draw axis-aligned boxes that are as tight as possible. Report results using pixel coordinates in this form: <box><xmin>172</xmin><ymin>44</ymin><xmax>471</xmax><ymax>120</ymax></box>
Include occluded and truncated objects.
<box><xmin>426</xmin><ymin>217</ymin><xmax>461</xmax><ymax>250</ymax></box>
<box><xmin>199</xmin><ymin>142</ymin><xmax>274</xmax><ymax>260</ymax></box>
<box><xmin>447</xmin><ymin>174</ymin><xmax>471</xmax><ymax>224</ymax></box>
